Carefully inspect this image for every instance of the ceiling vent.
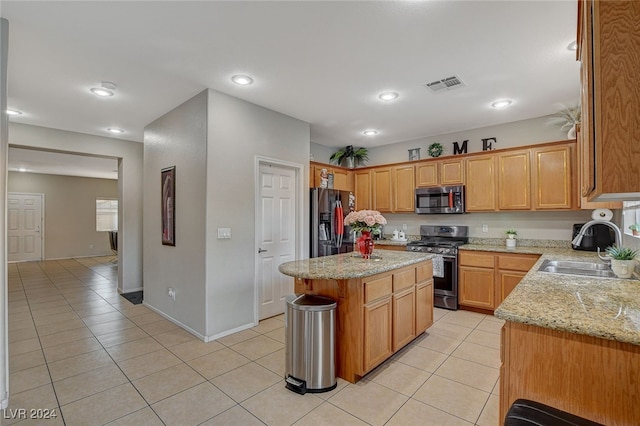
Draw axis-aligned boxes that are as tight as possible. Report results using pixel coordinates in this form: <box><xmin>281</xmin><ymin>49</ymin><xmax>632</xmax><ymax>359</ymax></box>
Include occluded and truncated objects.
<box><xmin>424</xmin><ymin>75</ymin><xmax>466</xmax><ymax>93</ymax></box>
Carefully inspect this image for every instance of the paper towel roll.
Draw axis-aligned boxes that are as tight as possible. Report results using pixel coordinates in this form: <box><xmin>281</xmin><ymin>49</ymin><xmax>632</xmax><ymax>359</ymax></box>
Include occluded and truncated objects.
<box><xmin>591</xmin><ymin>208</ymin><xmax>613</xmax><ymax>221</ymax></box>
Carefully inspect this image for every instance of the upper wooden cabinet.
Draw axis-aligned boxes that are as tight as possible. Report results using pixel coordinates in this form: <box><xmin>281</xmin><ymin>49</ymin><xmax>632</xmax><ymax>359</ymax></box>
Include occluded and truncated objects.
<box><xmin>416</xmin><ymin>158</ymin><xmax>464</xmax><ymax>187</ymax></box>
<box><xmin>498</xmin><ymin>150</ymin><xmax>531</xmax><ymax>210</ymax></box>
<box><xmin>577</xmin><ymin>0</ymin><xmax>640</xmax><ymax>201</ymax></box>
<box><xmin>531</xmin><ymin>144</ymin><xmax>574</xmax><ymax>210</ymax></box>
<box><xmin>372</xmin><ymin>167</ymin><xmax>393</xmax><ymax>212</ymax></box>
<box><xmin>466</xmin><ymin>154</ymin><xmax>497</xmax><ymax>211</ymax></box>
<box><xmin>393</xmin><ymin>165</ymin><xmax>415</xmax><ymax>212</ymax></box>
<box><xmin>310</xmin><ymin>162</ymin><xmax>353</xmax><ymax>192</ymax></box>
<box><xmin>354</xmin><ymin>169</ymin><xmax>372</xmax><ymax>210</ymax></box>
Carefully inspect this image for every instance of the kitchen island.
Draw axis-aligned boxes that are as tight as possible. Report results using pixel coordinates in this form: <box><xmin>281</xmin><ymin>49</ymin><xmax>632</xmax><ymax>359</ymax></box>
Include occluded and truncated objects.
<box><xmin>279</xmin><ymin>249</ymin><xmax>434</xmax><ymax>383</ymax></box>
<box><xmin>489</xmin><ymin>246</ymin><xmax>640</xmax><ymax>425</ymax></box>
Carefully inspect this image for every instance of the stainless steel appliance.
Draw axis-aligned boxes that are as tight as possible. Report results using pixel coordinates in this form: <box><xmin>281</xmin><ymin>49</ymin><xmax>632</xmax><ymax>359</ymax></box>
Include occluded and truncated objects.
<box><xmin>415</xmin><ymin>185</ymin><xmax>465</xmax><ymax>214</ymax></box>
<box><xmin>406</xmin><ymin>225</ymin><xmax>469</xmax><ymax>310</ymax></box>
<box><xmin>572</xmin><ymin>223</ymin><xmax>616</xmax><ymax>251</ymax></box>
<box><xmin>310</xmin><ymin>188</ymin><xmax>354</xmax><ymax>257</ymax></box>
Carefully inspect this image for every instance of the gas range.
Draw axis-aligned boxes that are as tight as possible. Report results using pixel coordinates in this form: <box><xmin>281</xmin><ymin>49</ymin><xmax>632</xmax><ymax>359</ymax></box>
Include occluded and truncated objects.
<box><xmin>406</xmin><ymin>225</ymin><xmax>469</xmax><ymax>256</ymax></box>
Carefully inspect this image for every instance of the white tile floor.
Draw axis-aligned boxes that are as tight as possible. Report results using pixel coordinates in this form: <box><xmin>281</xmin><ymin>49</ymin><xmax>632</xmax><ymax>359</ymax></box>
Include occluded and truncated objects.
<box><xmin>6</xmin><ymin>257</ymin><xmax>501</xmax><ymax>425</ymax></box>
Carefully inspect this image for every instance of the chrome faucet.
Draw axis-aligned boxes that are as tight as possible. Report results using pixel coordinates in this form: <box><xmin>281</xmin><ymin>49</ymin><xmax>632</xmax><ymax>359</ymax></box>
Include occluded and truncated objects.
<box><xmin>572</xmin><ymin>220</ymin><xmax>623</xmax><ymax>261</ymax></box>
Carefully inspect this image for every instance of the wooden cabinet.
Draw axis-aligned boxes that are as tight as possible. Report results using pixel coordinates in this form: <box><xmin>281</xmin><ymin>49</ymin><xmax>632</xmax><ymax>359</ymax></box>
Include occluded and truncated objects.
<box><xmin>531</xmin><ymin>145</ymin><xmax>574</xmax><ymax>210</ymax></box>
<box><xmin>393</xmin><ymin>165</ymin><xmax>415</xmax><ymax>212</ymax></box>
<box><xmin>459</xmin><ymin>250</ymin><xmax>539</xmax><ymax>310</ymax></box>
<box><xmin>295</xmin><ymin>260</ymin><xmax>433</xmax><ymax>383</ymax></box>
<box><xmin>466</xmin><ymin>155</ymin><xmax>497</xmax><ymax>211</ymax></box>
<box><xmin>416</xmin><ymin>158</ymin><xmax>464</xmax><ymax>187</ymax></box>
<box><xmin>577</xmin><ymin>0</ymin><xmax>640</xmax><ymax>201</ymax></box>
<box><xmin>363</xmin><ymin>296</ymin><xmax>393</xmax><ymax>372</ymax></box>
<box><xmin>372</xmin><ymin>167</ymin><xmax>393</xmax><ymax>212</ymax></box>
<box><xmin>310</xmin><ymin>163</ymin><xmax>353</xmax><ymax>192</ymax></box>
<box><xmin>354</xmin><ymin>169</ymin><xmax>371</xmax><ymax>210</ymax></box>
<box><xmin>498</xmin><ymin>150</ymin><xmax>531</xmax><ymax>210</ymax></box>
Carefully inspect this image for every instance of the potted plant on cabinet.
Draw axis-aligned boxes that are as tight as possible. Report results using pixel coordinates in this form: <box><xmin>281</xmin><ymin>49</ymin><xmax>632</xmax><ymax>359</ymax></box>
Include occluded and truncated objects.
<box><xmin>329</xmin><ymin>145</ymin><xmax>369</xmax><ymax>168</ymax></box>
<box><xmin>505</xmin><ymin>228</ymin><xmax>517</xmax><ymax>249</ymax></box>
<box><xmin>629</xmin><ymin>223</ymin><xmax>640</xmax><ymax>236</ymax></box>
<box><xmin>605</xmin><ymin>245</ymin><xmax>638</xmax><ymax>279</ymax></box>
<box><xmin>547</xmin><ymin>103</ymin><xmax>581</xmax><ymax>139</ymax></box>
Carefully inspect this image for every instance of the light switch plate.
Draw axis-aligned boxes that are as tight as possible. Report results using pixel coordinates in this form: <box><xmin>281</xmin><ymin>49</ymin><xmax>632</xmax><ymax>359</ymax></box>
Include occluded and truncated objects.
<box><xmin>217</xmin><ymin>227</ymin><xmax>232</xmax><ymax>239</ymax></box>
<box><xmin>482</xmin><ymin>224</ymin><xmax>488</xmax><ymax>233</ymax></box>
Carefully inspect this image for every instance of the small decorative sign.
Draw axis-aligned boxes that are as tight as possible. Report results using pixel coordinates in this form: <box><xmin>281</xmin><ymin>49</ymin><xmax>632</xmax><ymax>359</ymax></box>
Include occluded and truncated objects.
<box><xmin>408</xmin><ymin>148</ymin><xmax>421</xmax><ymax>161</ymax></box>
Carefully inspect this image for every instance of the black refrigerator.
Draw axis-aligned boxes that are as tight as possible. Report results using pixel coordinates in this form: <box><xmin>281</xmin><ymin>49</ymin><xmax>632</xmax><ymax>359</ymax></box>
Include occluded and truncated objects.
<box><xmin>310</xmin><ymin>188</ymin><xmax>355</xmax><ymax>258</ymax></box>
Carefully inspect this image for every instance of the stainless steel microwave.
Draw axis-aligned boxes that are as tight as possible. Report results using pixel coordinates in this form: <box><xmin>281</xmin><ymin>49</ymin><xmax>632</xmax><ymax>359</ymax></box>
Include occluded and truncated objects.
<box><xmin>415</xmin><ymin>185</ymin><xmax>465</xmax><ymax>214</ymax></box>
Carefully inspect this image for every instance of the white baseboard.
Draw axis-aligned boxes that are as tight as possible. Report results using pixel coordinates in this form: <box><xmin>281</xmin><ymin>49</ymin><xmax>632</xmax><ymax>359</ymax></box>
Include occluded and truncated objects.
<box><xmin>142</xmin><ymin>302</ymin><xmax>207</xmax><ymax>341</ymax></box>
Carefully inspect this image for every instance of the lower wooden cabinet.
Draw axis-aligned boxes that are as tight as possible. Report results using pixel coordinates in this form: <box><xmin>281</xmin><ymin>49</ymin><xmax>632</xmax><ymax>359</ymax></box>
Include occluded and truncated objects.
<box><xmin>392</xmin><ymin>286</ymin><xmax>416</xmax><ymax>351</ymax></box>
<box><xmin>415</xmin><ymin>280</ymin><xmax>434</xmax><ymax>333</ymax></box>
<box><xmin>363</xmin><ymin>296</ymin><xmax>393</xmax><ymax>372</ymax></box>
<box><xmin>459</xmin><ymin>250</ymin><xmax>539</xmax><ymax>310</ymax></box>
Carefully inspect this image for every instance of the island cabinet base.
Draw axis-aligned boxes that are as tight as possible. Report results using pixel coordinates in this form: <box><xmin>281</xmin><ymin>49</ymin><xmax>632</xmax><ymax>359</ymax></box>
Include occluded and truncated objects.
<box><xmin>500</xmin><ymin>321</ymin><xmax>640</xmax><ymax>425</ymax></box>
<box><xmin>294</xmin><ymin>260</ymin><xmax>433</xmax><ymax>383</ymax></box>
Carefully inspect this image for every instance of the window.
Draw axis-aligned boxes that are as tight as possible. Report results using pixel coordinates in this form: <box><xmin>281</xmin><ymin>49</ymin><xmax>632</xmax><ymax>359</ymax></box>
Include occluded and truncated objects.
<box><xmin>623</xmin><ymin>201</ymin><xmax>640</xmax><ymax>237</ymax></box>
<box><xmin>96</xmin><ymin>199</ymin><xmax>118</xmax><ymax>232</ymax></box>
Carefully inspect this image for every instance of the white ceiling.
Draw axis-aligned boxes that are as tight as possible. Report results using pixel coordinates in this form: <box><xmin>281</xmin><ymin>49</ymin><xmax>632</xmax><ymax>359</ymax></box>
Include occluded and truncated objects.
<box><xmin>2</xmin><ymin>1</ymin><xmax>580</xmax><ymax>178</ymax></box>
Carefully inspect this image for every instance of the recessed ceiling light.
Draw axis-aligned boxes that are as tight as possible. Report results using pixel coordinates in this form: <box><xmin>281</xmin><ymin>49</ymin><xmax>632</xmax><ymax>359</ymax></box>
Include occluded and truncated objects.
<box><xmin>363</xmin><ymin>130</ymin><xmax>378</xmax><ymax>136</ymax></box>
<box><xmin>106</xmin><ymin>128</ymin><xmax>124</xmax><ymax>134</ymax></box>
<box><xmin>491</xmin><ymin>99</ymin><xmax>513</xmax><ymax>109</ymax></box>
<box><xmin>90</xmin><ymin>81</ymin><xmax>117</xmax><ymax>97</ymax></box>
<box><xmin>18</xmin><ymin>167</ymin><xmax>26</xmax><ymax>172</ymax></box>
<box><xmin>231</xmin><ymin>75</ymin><xmax>254</xmax><ymax>85</ymax></box>
<box><xmin>567</xmin><ymin>41</ymin><xmax>577</xmax><ymax>51</ymax></box>
<box><xmin>6</xmin><ymin>109</ymin><xmax>22</xmax><ymax>116</ymax></box>
<box><xmin>378</xmin><ymin>92</ymin><xmax>399</xmax><ymax>101</ymax></box>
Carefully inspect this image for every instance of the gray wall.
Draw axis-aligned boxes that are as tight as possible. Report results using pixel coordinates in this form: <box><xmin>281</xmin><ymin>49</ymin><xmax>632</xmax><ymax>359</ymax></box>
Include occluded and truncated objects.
<box><xmin>143</xmin><ymin>89</ymin><xmax>310</xmax><ymax>340</ymax></box>
<box><xmin>8</xmin><ymin>123</ymin><xmax>144</xmax><ymax>293</ymax></box>
<box><xmin>143</xmin><ymin>90</ymin><xmax>208</xmax><ymax>336</ymax></box>
<box><xmin>8</xmin><ymin>172</ymin><xmax>118</xmax><ymax>259</ymax></box>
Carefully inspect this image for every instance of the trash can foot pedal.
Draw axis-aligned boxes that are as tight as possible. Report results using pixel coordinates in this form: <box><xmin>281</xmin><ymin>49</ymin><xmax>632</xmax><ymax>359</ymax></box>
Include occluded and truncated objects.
<box><xmin>285</xmin><ymin>375</ymin><xmax>307</xmax><ymax>395</ymax></box>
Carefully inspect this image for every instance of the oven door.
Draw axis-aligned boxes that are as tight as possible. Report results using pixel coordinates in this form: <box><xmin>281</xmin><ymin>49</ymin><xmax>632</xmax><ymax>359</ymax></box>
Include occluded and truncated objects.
<box><xmin>433</xmin><ymin>255</ymin><xmax>458</xmax><ymax>310</ymax></box>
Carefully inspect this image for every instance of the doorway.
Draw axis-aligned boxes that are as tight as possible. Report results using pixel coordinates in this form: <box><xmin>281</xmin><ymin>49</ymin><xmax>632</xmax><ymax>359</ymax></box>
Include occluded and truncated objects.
<box><xmin>7</xmin><ymin>192</ymin><xmax>44</xmax><ymax>262</ymax></box>
<box><xmin>255</xmin><ymin>159</ymin><xmax>302</xmax><ymax>320</ymax></box>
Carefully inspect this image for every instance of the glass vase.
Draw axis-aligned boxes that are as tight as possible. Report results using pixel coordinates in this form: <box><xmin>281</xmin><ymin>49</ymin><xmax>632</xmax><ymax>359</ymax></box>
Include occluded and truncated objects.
<box><xmin>357</xmin><ymin>230</ymin><xmax>374</xmax><ymax>259</ymax></box>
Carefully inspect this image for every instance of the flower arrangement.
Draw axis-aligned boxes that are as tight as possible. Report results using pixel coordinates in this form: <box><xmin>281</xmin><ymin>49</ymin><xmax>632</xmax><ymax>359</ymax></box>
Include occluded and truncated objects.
<box><xmin>344</xmin><ymin>210</ymin><xmax>387</xmax><ymax>235</ymax></box>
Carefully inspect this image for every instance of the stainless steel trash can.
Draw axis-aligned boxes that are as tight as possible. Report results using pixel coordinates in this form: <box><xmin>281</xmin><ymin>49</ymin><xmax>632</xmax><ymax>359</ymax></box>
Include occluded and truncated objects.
<box><xmin>285</xmin><ymin>294</ymin><xmax>337</xmax><ymax>394</ymax></box>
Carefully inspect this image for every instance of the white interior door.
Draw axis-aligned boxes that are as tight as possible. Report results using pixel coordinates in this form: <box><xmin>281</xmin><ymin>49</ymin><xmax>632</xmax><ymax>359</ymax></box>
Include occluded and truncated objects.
<box><xmin>8</xmin><ymin>193</ymin><xmax>44</xmax><ymax>262</ymax></box>
<box><xmin>257</xmin><ymin>162</ymin><xmax>297</xmax><ymax>320</ymax></box>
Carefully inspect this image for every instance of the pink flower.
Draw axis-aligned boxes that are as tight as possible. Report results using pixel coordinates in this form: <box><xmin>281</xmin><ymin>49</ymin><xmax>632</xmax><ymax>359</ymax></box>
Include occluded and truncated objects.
<box><xmin>374</xmin><ymin>214</ymin><xmax>387</xmax><ymax>225</ymax></box>
<box><xmin>364</xmin><ymin>215</ymin><xmax>376</xmax><ymax>226</ymax></box>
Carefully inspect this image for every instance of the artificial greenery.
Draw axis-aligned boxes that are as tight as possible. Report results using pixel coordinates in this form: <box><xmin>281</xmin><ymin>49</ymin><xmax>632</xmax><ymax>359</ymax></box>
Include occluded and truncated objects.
<box><xmin>605</xmin><ymin>245</ymin><xmax>639</xmax><ymax>260</ymax></box>
<box><xmin>505</xmin><ymin>228</ymin><xmax>518</xmax><ymax>237</ymax></box>
<box><xmin>629</xmin><ymin>223</ymin><xmax>640</xmax><ymax>232</ymax></box>
<box><xmin>329</xmin><ymin>145</ymin><xmax>369</xmax><ymax>168</ymax></box>
<box><xmin>427</xmin><ymin>142</ymin><xmax>443</xmax><ymax>158</ymax></box>
<box><xmin>547</xmin><ymin>103</ymin><xmax>581</xmax><ymax>131</ymax></box>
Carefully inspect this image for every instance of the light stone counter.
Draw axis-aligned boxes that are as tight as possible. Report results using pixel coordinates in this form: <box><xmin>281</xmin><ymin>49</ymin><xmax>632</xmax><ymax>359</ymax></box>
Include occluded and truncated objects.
<box><xmin>278</xmin><ymin>249</ymin><xmax>433</xmax><ymax>280</ymax></box>
<box><xmin>464</xmin><ymin>244</ymin><xmax>640</xmax><ymax>346</ymax></box>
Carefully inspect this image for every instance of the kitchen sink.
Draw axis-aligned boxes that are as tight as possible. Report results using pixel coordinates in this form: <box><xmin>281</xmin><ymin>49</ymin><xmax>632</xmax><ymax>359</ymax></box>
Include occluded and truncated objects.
<box><xmin>537</xmin><ymin>259</ymin><xmax>618</xmax><ymax>279</ymax></box>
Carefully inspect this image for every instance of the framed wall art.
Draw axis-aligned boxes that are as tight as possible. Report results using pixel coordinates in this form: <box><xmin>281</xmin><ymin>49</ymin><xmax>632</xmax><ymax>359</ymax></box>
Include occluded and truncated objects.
<box><xmin>161</xmin><ymin>166</ymin><xmax>176</xmax><ymax>246</ymax></box>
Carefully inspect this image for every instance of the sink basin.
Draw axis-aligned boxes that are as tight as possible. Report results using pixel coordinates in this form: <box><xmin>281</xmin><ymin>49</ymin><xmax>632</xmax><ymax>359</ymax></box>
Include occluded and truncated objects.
<box><xmin>537</xmin><ymin>259</ymin><xmax>617</xmax><ymax>279</ymax></box>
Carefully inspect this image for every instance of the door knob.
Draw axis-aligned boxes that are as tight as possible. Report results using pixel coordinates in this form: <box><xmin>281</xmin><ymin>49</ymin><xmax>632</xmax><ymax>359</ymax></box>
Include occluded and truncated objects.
<box><xmin>258</xmin><ymin>248</ymin><xmax>267</xmax><ymax>253</ymax></box>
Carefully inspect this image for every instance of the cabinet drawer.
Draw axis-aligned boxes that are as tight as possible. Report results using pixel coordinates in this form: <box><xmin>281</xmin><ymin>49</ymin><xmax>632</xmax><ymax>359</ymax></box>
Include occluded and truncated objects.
<box><xmin>498</xmin><ymin>254</ymin><xmax>539</xmax><ymax>272</ymax></box>
<box><xmin>459</xmin><ymin>251</ymin><xmax>495</xmax><ymax>268</ymax></box>
<box><xmin>416</xmin><ymin>262</ymin><xmax>433</xmax><ymax>283</ymax></box>
<box><xmin>393</xmin><ymin>268</ymin><xmax>416</xmax><ymax>291</ymax></box>
<box><xmin>364</xmin><ymin>275</ymin><xmax>393</xmax><ymax>303</ymax></box>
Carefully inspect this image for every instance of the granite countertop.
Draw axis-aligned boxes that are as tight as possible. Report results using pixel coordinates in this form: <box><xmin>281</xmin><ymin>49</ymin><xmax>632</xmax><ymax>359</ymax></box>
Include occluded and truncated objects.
<box><xmin>467</xmin><ymin>244</ymin><xmax>640</xmax><ymax>346</ymax></box>
<box><xmin>278</xmin><ymin>249</ymin><xmax>433</xmax><ymax>280</ymax></box>
<box><xmin>373</xmin><ymin>238</ymin><xmax>411</xmax><ymax>247</ymax></box>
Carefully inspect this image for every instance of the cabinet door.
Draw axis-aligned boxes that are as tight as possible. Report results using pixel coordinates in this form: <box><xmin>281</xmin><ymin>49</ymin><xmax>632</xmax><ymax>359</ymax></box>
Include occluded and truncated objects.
<box><xmin>532</xmin><ymin>145</ymin><xmax>573</xmax><ymax>210</ymax></box>
<box><xmin>415</xmin><ymin>281</ymin><xmax>433</xmax><ymax>334</ymax></box>
<box><xmin>498</xmin><ymin>150</ymin><xmax>531</xmax><ymax>210</ymax></box>
<box><xmin>459</xmin><ymin>266</ymin><xmax>495</xmax><ymax>309</ymax></box>
<box><xmin>578</xmin><ymin>0</ymin><xmax>596</xmax><ymax>199</ymax></box>
<box><xmin>416</xmin><ymin>162</ymin><xmax>438</xmax><ymax>187</ymax></box>
<box><xmin>497</xmin><ymin>270</ymin><xmax>526</xmax><ymax>305</ymax></box>
<box><xmin>363</xmin><ymin>296</ymin><xmax>393</xmax><ymax>372</ymax></box>
<box><xmin>372</xmin><ymin>167</ymin><xmax>393</xmax><ymax>212</ymax></box>
<box><xmin>440</xmin><ymin>159</ymin><xmax>465</xmax><ymax>185</ymax></box>
<box><xmin>354</xmin><ymin>170</ymin><xmax>371</xmax><ymax>210</ymax></box>
<box><xmin>332</xmin><ymin>168</ymin><xmax>353</xmax><ymax>192</ymax></box>
<box><xmin>393</xmin><ymin>165</ymin><xmax>415</xmax><ymax>212</ymax></box>
<box><xmin>466</xmin><ymin>155</ymin><xmax>496</xmax><ymax>211</ymax></box>
<box><xmin>392</xmin><ymin>287</ymin><xmax>416</xmax><ymax>351</ymax></box>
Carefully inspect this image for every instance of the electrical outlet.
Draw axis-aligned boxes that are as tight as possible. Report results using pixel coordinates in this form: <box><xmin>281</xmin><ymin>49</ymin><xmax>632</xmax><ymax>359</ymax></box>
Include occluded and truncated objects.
<box><xmin>89</xmin><ymin>244</ymin><xmax>93</xmax><ymax>249</ymax></box>
<box><xmin>217</xmin><ymin>227</ymin><xmax>232</xmax><ymax>239</ymax></box>
<box><xmin>482</xmin><ymin>224</ymin><xmax>488</xmax><ymax>233</ymax></box>
<box><xmin>168</xmin><ymin>287</ymin><xmax>176</xmax><ymax>301</ymax></box>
